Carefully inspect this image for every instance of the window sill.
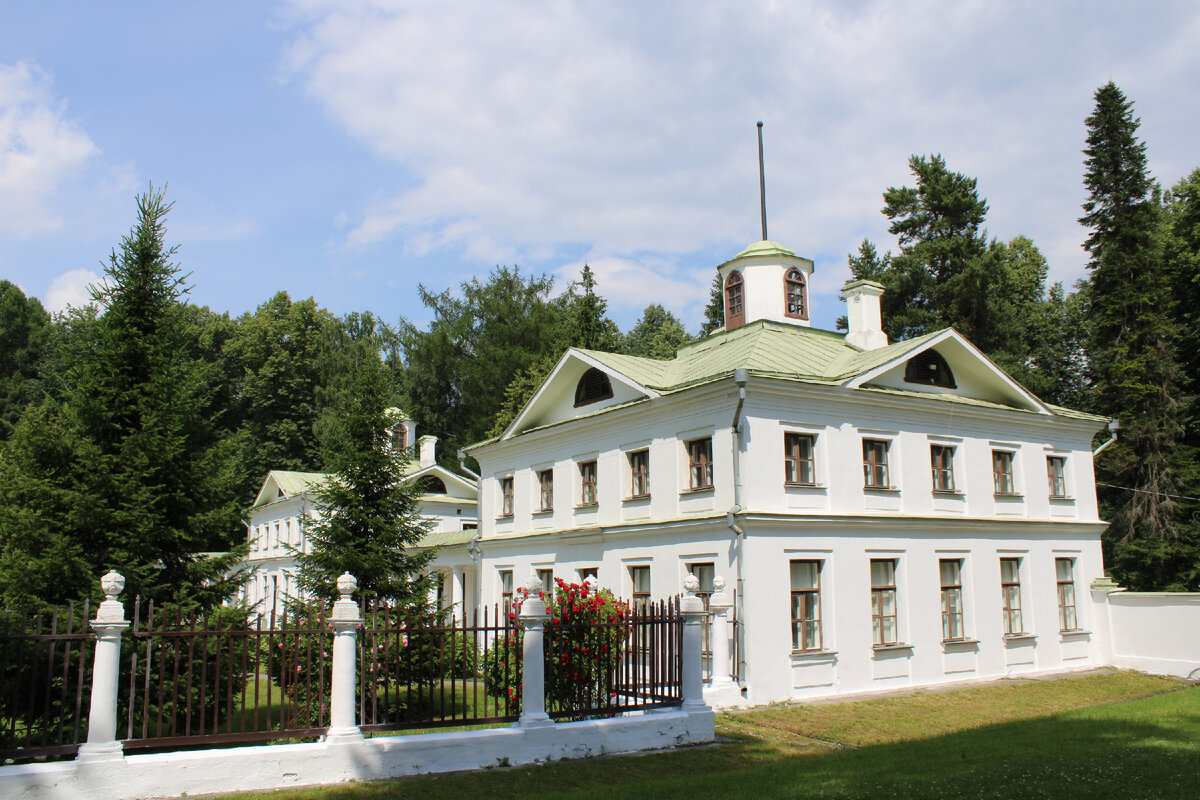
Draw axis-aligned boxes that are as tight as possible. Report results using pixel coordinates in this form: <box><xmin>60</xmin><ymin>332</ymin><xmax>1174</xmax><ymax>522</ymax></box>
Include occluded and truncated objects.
<box><xmin>941</xmin><ymin>637</ymin><xmax>980</xmax><ymax>649</ymax></box>
<box><xmin>932</xmin><ymin>490</ymin><xmax>964</xmax><ymax>497</ymax></box>
<box><xmin>496</xmin><ymin>514</ymin><xmax>514</xmax><ymax>521</ymax></box>
<box><xmin>1049</xmin><ymin>495</ymin><xmax>1076</xmax><ymax>502</ymax></box>
<box><xmin>1060</xmin><ymin>628</ymin><xmax>1091</xmax><ymax>638</ymax></box>
<box><xmin>1003</xmin><ymin>633</ymin><xmax>1037</xmax><ymax>642</ymax></box>
<box><xmin>574</xmin><ymin>503</ymin><xmax>599</xmax><ymax>510</ymax></box>
<box><xmin>532</xmin><ymin>509</ymin><xmax>553</xmax><ymax>517</ymax></box>
<box><xmin>784</xmin><ymin>482</ymin><xmax>827</xmax><ymax>490</ymax></box>
<box><xmin>871</xmin><ymin>642</ymin><xmax>913</xmax><ymax>653</ymax></box>
<box><xmin>790</xmin><ymin>649</ymin><xmax>837</xmax><ymax>662</ymax></box>
<box><xmin>864</xmin><ymin>485</ymin><xmax>900</xmax><ymax>493</ymax></box>
<box><xmin>679</xmin><ymin>486</ymin><xmax>715</xmax><ymax>496</ymax></box>
<box><xmin>623</xmin><ymin>494</ymin><xmax>651</xmax><ymax>503</ymax></box>
<box><xmin>994</xmin><ymin>492</ymin><xmax>1024</xmax><ymax>499</ymax></box>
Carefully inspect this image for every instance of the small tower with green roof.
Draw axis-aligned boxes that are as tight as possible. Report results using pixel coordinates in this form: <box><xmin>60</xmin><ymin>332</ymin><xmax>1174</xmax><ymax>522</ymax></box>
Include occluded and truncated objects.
<box><xmin>716</xmin><ymin>240</ymin><xmax>815</xmax><ymax>331</ymax></box>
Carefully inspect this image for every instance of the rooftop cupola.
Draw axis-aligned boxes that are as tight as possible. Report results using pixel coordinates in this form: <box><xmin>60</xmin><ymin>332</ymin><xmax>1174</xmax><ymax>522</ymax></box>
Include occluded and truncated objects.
<box><xmin>717</xmin><ymin>240</ymin><xmax>815</xmax><ymax>331</ymax></box>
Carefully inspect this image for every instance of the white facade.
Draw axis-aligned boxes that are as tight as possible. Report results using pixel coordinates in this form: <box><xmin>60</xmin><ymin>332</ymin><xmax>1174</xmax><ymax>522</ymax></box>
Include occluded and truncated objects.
<box><xmin>241</xmin><ymin>433</ymin><xmax>481</xmax><ymax>620</ymax></box>
<box><xmin>466</xmin><ymin>240</ymin><xmax>1111</xmax><ymax>706</ymax></box>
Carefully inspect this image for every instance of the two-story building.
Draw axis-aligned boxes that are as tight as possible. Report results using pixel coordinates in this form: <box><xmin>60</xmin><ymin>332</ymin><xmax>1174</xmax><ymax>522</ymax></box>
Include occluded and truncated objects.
<box><xmin>241</xmin><ymin>413</ymin><xmax>481</xmax><ymax>620</ymax></box>
<box><xmin>465</xmin><ymin>240</ymin><xmax>1110</xmax><ymax>705</ymax></box>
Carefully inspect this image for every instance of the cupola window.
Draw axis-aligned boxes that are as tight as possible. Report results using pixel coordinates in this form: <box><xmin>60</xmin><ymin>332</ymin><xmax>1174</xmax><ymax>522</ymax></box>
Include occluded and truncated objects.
<box><xmin>574</xmin><ymin>367</ymin><xmax>614</xmax><ymax>407</ymax></box>
<box><xmin>389</xmin><ymin>423</ymin><xmax>408</xmax><ymax>451</ymax></box>
<box><xmin>724</xmin><ymin>271</ymin><xmax>745</xmax><ymax>329</ymax></box>
<box><xmin>784</xmin><ymin>269</ymin><xmax>807</xmax><ymax>320</ymax></box>
<box><xmin>904</xmin><ymin>349</ymin><xmax>956</xmax><ymax>389</ymax></box>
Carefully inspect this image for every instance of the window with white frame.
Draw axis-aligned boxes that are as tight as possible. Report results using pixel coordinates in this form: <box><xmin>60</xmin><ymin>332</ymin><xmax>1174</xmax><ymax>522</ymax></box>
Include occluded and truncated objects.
<box><xmin>1000</xmin><ymin>558</ymin><xmax>1024</xmax><ymax>634</ymax></box>
<box><xmin>1056</xmin><ymin>558</ymin><xmax>1078</xmax><ymax>631</ymax></box>
<box><xmin>940</xmin><ymin>559</ymin><xmax>965</xmax><ymax>641</ymax></box>
<box><xmin>784</xmin><ymin>432</ymin><xmax>816</xmax><ymax>485</ymax></box>
<box><xmin>790</xmin><ymin>560</ymin><xmax>822</xmax><ymax>651</ymax></box>
<box><xmin>870</xmin><ymin>559</ymin><xmax>899</xmax><ymax>646</ymax></box>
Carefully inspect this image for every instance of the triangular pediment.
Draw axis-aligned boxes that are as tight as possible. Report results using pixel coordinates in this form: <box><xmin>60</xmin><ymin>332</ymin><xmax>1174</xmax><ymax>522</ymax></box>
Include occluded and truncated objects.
<box><xmin>844</xmin><ymin>330</ymin><xmax>1050</xmax><ymax>414</ymax></box>
<box><xmin>503</xmin><ymin>349</ymin><xmax>659</xmax><ymax>439</ymax></box>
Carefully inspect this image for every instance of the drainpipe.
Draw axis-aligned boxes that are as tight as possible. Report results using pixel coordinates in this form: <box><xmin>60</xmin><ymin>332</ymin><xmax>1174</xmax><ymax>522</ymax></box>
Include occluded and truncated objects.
<box><xmin>1092</xmin><ymin>419</ymin><xmax>1119</xmax><ymax>457</ymax></box>
<box><xmin>457</xmin><ymin>448</ymin><xmax>481</xmax><ymax>481</ymax></box>
<box><xmin>728</xmin><ymin>368</ymin><xmax>749</xmax><ymax>688</ymax></box>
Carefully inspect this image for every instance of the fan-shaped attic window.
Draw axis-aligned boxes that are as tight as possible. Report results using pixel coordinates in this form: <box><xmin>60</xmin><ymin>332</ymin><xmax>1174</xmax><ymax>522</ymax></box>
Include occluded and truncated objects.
<box><xmin>425</xmin><ymin>477</ymin><xmax>447</xmax><ymax>494</ymax></box>
<box><xmin>904</xmin><ymin>349</ymin><xmax>956</xmax><ymax>389</ymax></box>
<box><xmin>784</xmin><ymin>269</ymin><xmax>807</xmax><ymax>320</ymax></box>
<box><xmin>724</xmin><ymin>271</ymin><xmax>745</xmax><ymax>329</ymax></box>
<box><xmin>574</xmin><ymin>367</ymin><xmax>614</xmax><ymax>407</ymax></box>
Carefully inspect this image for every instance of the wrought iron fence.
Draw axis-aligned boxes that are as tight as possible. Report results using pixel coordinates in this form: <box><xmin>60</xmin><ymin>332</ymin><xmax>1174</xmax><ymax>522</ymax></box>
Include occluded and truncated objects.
<box><xmin>0</xmin><ymin>602</ymin><xmax>93</xmax><ymax>764</ymax></box>
<box><xmin>121</xmin><ymin>599</ymin><xmax>332</xmax><ymax>751</ymax></box>
<box><xmin>544</xmin><ymin>596</ymin><xmax>682</xmax><ymax>719</ymax></box>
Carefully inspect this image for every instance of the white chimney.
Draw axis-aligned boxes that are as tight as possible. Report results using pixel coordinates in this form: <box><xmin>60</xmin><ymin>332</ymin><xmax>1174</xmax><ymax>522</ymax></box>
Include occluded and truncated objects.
<box><xmin>418</xmin><ymin>435</ymin><xmax>438</xmax><ymax>469</ymax></box>
<box><xmin>842</xmin><ymin>280</ymin><xmax>888</xmax><ymax>351</ymax></box>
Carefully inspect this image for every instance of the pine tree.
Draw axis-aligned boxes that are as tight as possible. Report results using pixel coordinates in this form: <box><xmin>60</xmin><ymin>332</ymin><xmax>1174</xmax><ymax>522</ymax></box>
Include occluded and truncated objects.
<box><xmin>297</xmin><ymin>354</ymin><xmax>435</xmax><ymax>604</ymax></box>
<box><xmin>1080</xmin><ymin>82</ymin><xmax>1187</xmax><ymax>589</ymax></box>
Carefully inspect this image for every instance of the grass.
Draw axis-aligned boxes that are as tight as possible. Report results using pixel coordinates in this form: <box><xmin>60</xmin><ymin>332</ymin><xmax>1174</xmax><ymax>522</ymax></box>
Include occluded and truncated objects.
<box><xmin>209</xmin><ymin>670</ymin><xmax>1200</xmax><ymax>800</ymax></box>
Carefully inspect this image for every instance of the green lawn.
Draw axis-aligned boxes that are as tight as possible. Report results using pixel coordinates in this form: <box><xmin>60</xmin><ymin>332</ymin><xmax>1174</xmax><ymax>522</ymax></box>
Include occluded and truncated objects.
<box><xmin>217</xmin><ymin>671</ymin><xmax>1199</xmax><ymax>800</ymax></box>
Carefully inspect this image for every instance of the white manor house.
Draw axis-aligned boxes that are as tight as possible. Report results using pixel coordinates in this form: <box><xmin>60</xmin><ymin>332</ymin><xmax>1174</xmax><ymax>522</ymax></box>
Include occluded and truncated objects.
<box><xmin>242</xmin><ymin>239</ymin><xmax>1192</xmax><ymax>706</ymax></box>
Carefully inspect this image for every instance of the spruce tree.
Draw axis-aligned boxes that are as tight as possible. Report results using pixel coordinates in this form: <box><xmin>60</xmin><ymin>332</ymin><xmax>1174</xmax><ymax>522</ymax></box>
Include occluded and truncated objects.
<box><xmin>0</xmin><ymin>281</ymin><xmax>52</xmax><ymax>439</ymax></box>
<box><xmin>698</xmin><ymin>270</ymin><xmax>724</xmax><ymax>338</ymax></box>
<box><xmin>297</xmin><ymin>352</ymin><xmax>435</xmax><ymax>605</ymax></box>
<box><xmin>1080</xmin><ymin>82</ymin><xmax>1186</xmax><ymax>589</ymax></box>
<box><xmin>570</xmin><ymin>263</ymin><xmax>622</xmax><ymax>351</ymax></box>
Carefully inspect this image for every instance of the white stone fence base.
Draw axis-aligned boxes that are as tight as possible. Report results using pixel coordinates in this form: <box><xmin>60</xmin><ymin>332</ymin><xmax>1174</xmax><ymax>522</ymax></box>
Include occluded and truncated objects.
<box><xmin>2</xmin><ymin>707</ymin><xmax>716</xmax><ymax>800</ymax></box>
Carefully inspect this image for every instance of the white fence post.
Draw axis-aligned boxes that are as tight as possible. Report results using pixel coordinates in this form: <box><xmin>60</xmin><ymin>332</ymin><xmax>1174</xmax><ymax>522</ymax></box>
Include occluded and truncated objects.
<box><xmin>680</xmin><ymin>574</ymin><xmax>707</xmax><ymax>710</ymax></box>
<box><xmin>708</xmin><ymin>575</ymin><xmax>735</xmax><ymax>687</ymax></box>
<box><xmin>326</xmin><ymin>572</ymin><xmax>365</xmax><ymax>744</ymax></box>
<box><xmin>518</xmin><ymin>573</ymin><xmax>553</xmax><ymax>728</ymax></box>
<box><xmin>77</xmin><ymin>571</ymin><xmax>130</xmax><ymax>763</ymax></box>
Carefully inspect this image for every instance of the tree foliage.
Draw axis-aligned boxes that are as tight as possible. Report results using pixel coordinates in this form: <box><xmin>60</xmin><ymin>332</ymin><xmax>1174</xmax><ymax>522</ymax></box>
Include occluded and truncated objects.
<box><xmin>698</xmin><ymin>270</ymin><xmax>725</xmax><ymax>338</ymax></box>
<box><xmin>624</xmin><ymin>304</ymin><xmax>693</xmax><ymax>359</ymax></box>
<box><xmin>0</xmin><ymin>281</ymin><xmax>52</xmax><ymax>439</ymax></box>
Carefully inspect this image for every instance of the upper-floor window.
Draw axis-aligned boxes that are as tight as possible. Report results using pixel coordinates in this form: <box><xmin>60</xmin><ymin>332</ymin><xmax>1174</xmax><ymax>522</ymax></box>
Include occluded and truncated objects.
<box><xmin>499</xmin><ymin>476</ymin><xmax>514</xmax><ymax>517</ymax></box>
<box><xmin>940</xmin><ymin>559</ymin><xmax>965</xmax><ymax>641</ymax></box>
<box><xmin>1047</xmin><ymin>456</ymin><xmax>1068</xmax><ymax>498</ymax></box>
<box><xmin>628</xmin><ymin>449</ymin><xmax>650</xmax><ymax>498</ymax></box>
<box><xmin>784</xmin><ymin>433</ymin><xmax>816</xmax><ymax>485</ymax></box>
<box><xmin>870</xmin><ymin>559</ymin><xmax>899</xmax><ymax>646</ymax></box>
<box><xmin>931</xmin><ymin>445</ymin><xmax>956</xmax><ymax>493</ymax></box>
<box><xmin>724</xmin><ymin>272</ymin><xmax>745</xmax><ymax>329</ymax></box>
<box><xmin>574</xmin><ymin>368</ymin><xmax>613</xmax><ymax>407</ymax></box>
<box><xmin>905</xmin><ymin>349</ymin><xmax>956</xmax><ymax>389</ymax></box>
<box><xmin>784</xmin><ymin>269</ymin><xmax>807</xmax><ymax>320</ymax></box>
<box><xmin>790</xmin><ymin>560</ymin><xmax>822</xmax><ymax>651</ymax></box>
<box><xmin>687</xmin><ymin>437</ymin><xmax>714</xmax><ymax>490</ymax></box>
<box><xmin>1056</xmin><ymin>558</ymin><xmax>1078</xmax><ymax>631</ymax></box>
<box><xmin>863</xmin><ymin>439</ymin><xmax>890</xmax><ymax>488</ymax></box>
<box><xmin>992</xmin><ymin>450</ymin><xmax>1016</xmax><ymax>495</ymax></box>
<box><xmin>1000</xmin><ymin>557</ymin><xmax>1023</xmax><ymax>635</ymax></box>
<box><xmin>537</xmin><ymin>469</ymin><xmax>554</xmax><ymax>512</ymax></box>
<box><xmin>579</xmin><ymin>460</ymin><xmax>598</xmax><ymax>506</ymax></box>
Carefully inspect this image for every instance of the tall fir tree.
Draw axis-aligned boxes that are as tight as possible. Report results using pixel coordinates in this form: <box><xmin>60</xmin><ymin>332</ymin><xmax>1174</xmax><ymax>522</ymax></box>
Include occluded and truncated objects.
<box><xmin>570</xmin><ymin>263</ymin><xmax>622</xmax><ymax>351</ymax></box>
<box><xmin>1080</xmin><ymin>82</ymin><xmax>1189</xmax><ymax>589</ymax></box>
<box><xmin>296</xmin><ymin>354</ymin><xmax>435</xmax><ymax>605</ymax></box>
<box><xmin>698</xmin><ymin>270</ymin><xmax>725</xmax><ymax>338</ymax></box>
<box><xmin>0</xmin><ymin>281</ymin><xmax>52</xmax><ymax>439</ymax></box>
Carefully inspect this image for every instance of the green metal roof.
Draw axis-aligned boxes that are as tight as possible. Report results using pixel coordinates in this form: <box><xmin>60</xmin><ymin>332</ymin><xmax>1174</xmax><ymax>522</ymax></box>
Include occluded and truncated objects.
<box><xmin>415</xmin><ymin>528</ymin><xmax>477</xmax><ymax>549</ymax></box>
<box><xmin>270</xmin><ymin>471</ymin><xmax>328</xmax><ymax>497</ymax></box>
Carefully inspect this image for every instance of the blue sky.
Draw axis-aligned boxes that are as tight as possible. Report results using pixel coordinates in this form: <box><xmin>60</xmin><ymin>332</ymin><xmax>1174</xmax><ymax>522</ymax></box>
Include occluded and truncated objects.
<box><xmin>3</xmin><ymin>1</ymin><xmax>1198</xmax><ymax>333</ymax></box>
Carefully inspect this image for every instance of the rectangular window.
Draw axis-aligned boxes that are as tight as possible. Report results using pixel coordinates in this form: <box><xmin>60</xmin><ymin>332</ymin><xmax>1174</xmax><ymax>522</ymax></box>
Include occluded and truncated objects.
<box><xmin>579</xmin><ymin>460</ymin><xmax>597</xmax><ymax>506</ymax></box>
<box><xmin>688</xmin><ymin>562</ymin><xmax>716</xmax><ymax>661</ymax></box>
<box><xmin>931</xmin><ymin>445</ymin><xmax>956</xmax><ymax>492</ymax></box>
<box><xmin>687</xmin><ymin>437</ymin><xmax>714</xmax><ymax>490</ymax></box>
<box><xmin>863</xmin><ymin>439</ymin><xmax>890</xmax><ymax>488</ymax></box>
<box><xmin>578</xmin><ymin>566</ymin><xmax>598</xmax><ymax>582</ymax></box>
<box><xmin>629</xmin><ymin>449</ymin><xmax>650</xmax><ymax>498</ymax></box>
<box><xmin>1056</xmin><ymin>558</ymin><xmax>1078</xmax><ymax>631</ymax></box>
<box><xmin>790</xmin><ymin>560</ymin><xmax>822</xmax><ymax>651</ymax></box>
<box><xmin>499</xmin><ymin>569</ymin><xmax>513</xmax><ymax>617</ymax></box>
<box><xmin>500</xmin><ymin>477</ymin><xmax>514</xmax><ymax>517</ymax></box>
<box><xmin>784</xmin><ymin>433</ymin><xmax>816</xmax><ymax>485</ymax></box>
<box><xmin>537</xmin><ymin>568</ymin><xmax>554</xmax><ymax>598</ymax></box>
<box><xmin>993</xmin><ymin>450</ymin><xmax>1015</xmax><ymax>494</ymax></box>
<box><xmin>1047</xmin><ymin>456</ymin><xmax>1068</xmax><ymax>498</ymax></box>
<box><xmin>870</xmin><ymin>559</ymin><xmax>899</xmax><ymax>646</ymax></box>
<box><xmin>537</xmin><ymin>469</ymin><xmax>554</xmax><ymax>511</ymax></box>
<box><xmin>630</xmin><ymin>565</ymin><xmax>651</xmax><ymax>613</ymax></box>
<box><xmin>1000</xmin><ymin>558</ymin><xmax>1023</xmax><ymax>634</ymax></box>
<box><xmin>940</xmin><ymin>559</ymin><xmax>965</xmax><ymax>641</ymax></box>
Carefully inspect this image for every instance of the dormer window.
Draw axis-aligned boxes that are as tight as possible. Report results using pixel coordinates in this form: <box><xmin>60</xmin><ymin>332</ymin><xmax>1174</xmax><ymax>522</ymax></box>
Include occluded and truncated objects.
<box><xmin>784</xmin><ymin>269</ymin><xmax>807</xmax><ymax>320</ymax></box>
<box><xmin>904</xmin><ymin>350</ymin><xmax>956</xmax><ymax>389</ymax></box>
<box><xmin>724</xmin><ymin>271</ymin><xmax>745</xmax><ymax>329</ymax></box>
<box><xmin>574</xmin><ymin>367</ymin><xmax>613</xmax><ymax>407</ymax></box>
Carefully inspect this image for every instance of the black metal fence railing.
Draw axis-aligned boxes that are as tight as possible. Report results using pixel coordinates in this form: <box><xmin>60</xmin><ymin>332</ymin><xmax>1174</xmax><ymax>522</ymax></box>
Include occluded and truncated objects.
<box><xmin>544</xmin><ymin>596</ymin><xmax>682</xmax><ymax>720</ymax></box>
<box><xmin>357</xmin><ymin>602</ymin><xmax>520</xmax><ymax>733</ymax></box>
<box><xmin>0</xmin><ymin>602</ymin><xmax>93</xmax><ymax>764</ymax></box>
<box><xmin>122</xmin><ymin>599</ymin><xmax>332</xmax><ymax>751</ymax></box>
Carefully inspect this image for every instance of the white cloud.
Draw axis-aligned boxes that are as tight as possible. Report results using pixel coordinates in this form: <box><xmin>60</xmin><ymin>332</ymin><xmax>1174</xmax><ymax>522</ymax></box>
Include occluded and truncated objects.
<box><xmin>44</xmin><ymin>268</ymin><xmax>100</xmax><ymax>314</ymax></box>
<box><xmin>553</xmin><ymin>256</ymin><xmax>712</xmax><ymax>322</ymax></box>
<box><xmin>280</xmin><ymin>0</ymin><xmax>1200</xmax><ymax>310</ymax></box>
<box><xmin>0</xmin><ymin>62</ymin><xmax>98</xmax><ymax>235</ymax></box>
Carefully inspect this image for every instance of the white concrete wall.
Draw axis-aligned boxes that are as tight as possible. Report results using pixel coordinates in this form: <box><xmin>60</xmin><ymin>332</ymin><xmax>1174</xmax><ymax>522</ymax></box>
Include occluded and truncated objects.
<box><xmin>1105</xmin><ymin>592</ymin><xmax>1200</xmax><ymax>678</ymax></box>
<box><xmin>0</xmin><ymin>709</ymin><xmax>715</xmax><ymax>800</ymax></box>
